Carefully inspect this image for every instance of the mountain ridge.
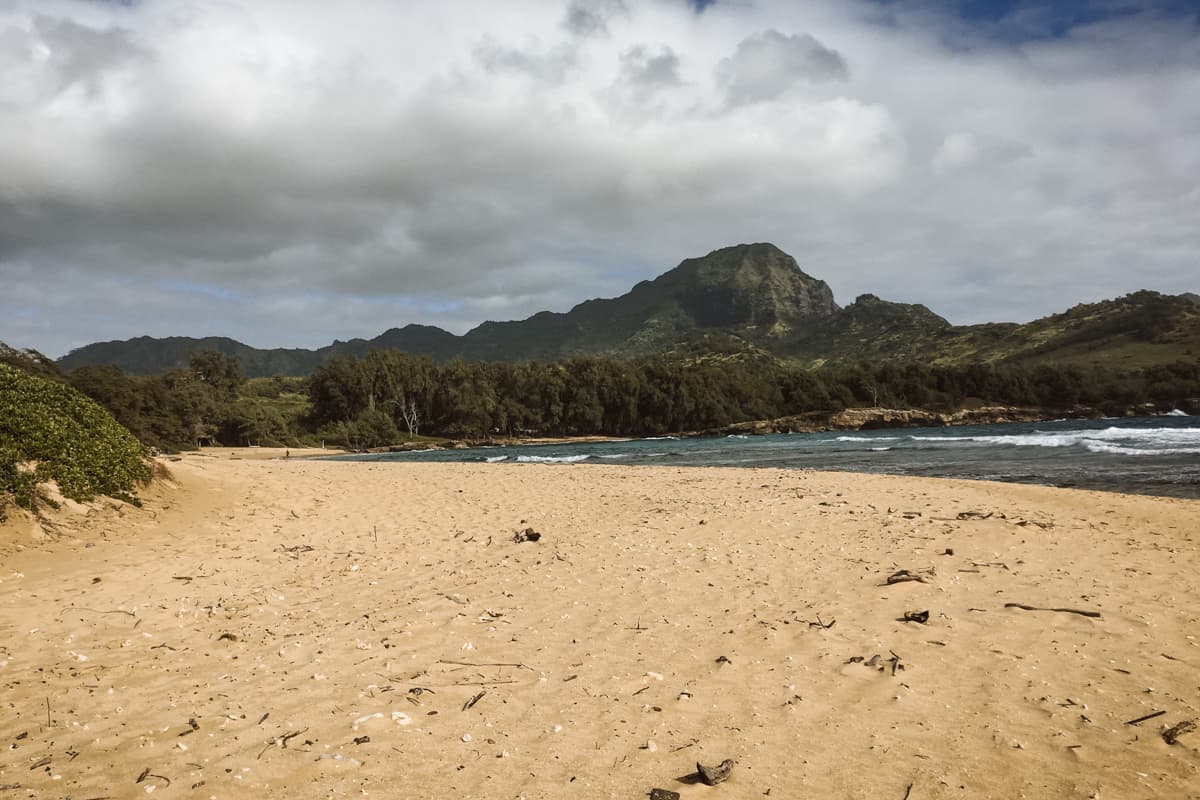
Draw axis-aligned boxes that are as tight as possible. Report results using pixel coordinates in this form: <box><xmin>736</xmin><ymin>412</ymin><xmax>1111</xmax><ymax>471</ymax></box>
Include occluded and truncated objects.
<box><xmin>54</xmin><ymin>243</ymin><xmax>1199</xmax><ymax>376</ymax></box>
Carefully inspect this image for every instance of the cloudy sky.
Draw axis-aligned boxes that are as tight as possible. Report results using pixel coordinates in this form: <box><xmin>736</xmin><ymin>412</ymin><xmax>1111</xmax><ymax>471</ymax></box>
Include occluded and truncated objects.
<box><xmin>2</xmin><ymin>0</ymin><xmax>1198</xmax><ymax>357</ymax></box>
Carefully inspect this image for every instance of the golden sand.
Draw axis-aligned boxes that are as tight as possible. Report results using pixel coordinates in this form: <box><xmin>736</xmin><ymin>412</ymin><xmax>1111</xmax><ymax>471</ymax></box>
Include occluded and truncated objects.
<box><xmin>1</xmin><ymin>454</ymin><xmax>1197</xmax><ymax>798</ymax></box>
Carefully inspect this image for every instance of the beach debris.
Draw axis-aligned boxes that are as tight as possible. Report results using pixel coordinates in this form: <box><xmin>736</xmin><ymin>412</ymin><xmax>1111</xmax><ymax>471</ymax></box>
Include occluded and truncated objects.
<box><xmin>216</xmin><ymin>632</ymin><xmax>238</xmax><ymax>642</ymax></box>
<box><xmin>1003</xmin><ymin>603</ymin><xmax>1101</xmax><ymax>619</ymax></box>
<box><xmin>178</xmin><ymin>717</ymin><xmax>200</xmax><ymax>736</ymax></box>
<box><xmin>444</xmin><ymin>593</ymin><xmax>469</xmax><ymax>605</ymax></box>
<box><xmin>1162</xmin><ymin>720</ymin><xmax>1196</xmax><ymax>745</ymax></box>
<box><xmin>135</xmin><ymin>768</ymin><xmax>171</xmax><ymax>786</ymax></box>
<box><xmin>462</xmin><ymin>690</ymin><xmax>486</xmax><ymax>711</ymax></box>
<box><xmin>650</xmin><ymin>789</ymin><xmax>681</xmax><ymax>800</ymax></box>
<box><xmin>806</xmin><ymin>615</ymin><xmax>836</xmax><ymax>629</ymax></box>
<box><xmin>901</xmin><ymin>610</ymin><xmax>930</xmax><ymax>624</ymax></box>
<box><xmin>1124</xmin><ymin>710</ymin><xmax>1167</xmax><ymax>726</ymax></box>
<box><xmin>352</xmin><ymin>713</ymin><xmax>384</xmax><ymax>730</ymax></box>
<box><xmin>512</xmin><ymin>527</ymin><xmax>541</xmax><ymax>543</ymax></box>
<box><xmin>715</xmin><ymin>655</ymin><xmax>731</xmax><ymax>665</ymax></box>
<box><xmin>939</xmin><ymin>548</ymin><xmax>954</xmax><ymax>556</ymax></box>
<box><xmin>353</xmin><ymin>735</ymin><xmax>370</xmax><ymax>745</ymax></box>
<box><xmin>884</xmin><ymin>569</ymin><xmax>931</xmax><ymax>585</ymax></box>
<box><xmin>850</xmin><ymin>651</ymin><xmax>905</xmax><ymax>675</ymax></box>
<box><xmin>697</xmin><ymin>758</ymin><xmax>735</xmax><ymax>786</ymax></box>
<box><xmin>316</xmin><ymin>753</ymin><xmax>362</xmax><ymax>767</ymax></box>
<box><xmin>957</xmin><ymin>510</ymin><xmax>994</xmax><ymax>520</ymax></box>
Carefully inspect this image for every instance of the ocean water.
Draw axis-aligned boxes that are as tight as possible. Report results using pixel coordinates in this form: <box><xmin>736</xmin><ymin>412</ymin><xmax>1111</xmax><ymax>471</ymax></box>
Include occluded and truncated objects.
<box><xmin>329</xmin><ymin>415</ymin><xmax>1200</xmax><ymax>498</ymax></box>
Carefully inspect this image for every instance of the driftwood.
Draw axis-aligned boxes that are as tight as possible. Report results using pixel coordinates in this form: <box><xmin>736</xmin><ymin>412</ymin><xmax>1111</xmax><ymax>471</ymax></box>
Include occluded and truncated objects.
<box><xmin>1163</xmin><ymin>720</ymin><xmax>1196</xmax><ymax>745</ymax></box>
<box><xmin>1124</xmin><ymin>710</ymin><xmax>1166</xmax><ymax>726</ymax></box>
<box><xmin>1003</xmin><ymin>603</ymin><xmax>1101</xmax><ymax>619</ymax></box>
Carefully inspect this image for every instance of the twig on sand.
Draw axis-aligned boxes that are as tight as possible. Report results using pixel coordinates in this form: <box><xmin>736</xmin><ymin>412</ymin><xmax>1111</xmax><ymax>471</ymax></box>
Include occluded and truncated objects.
<box><xmin>1003</xmin><ymin>603</ymin><xmax>1101</xmax><ymax>619</ymax></box>
<box><xmin>437</xmin><ymin>659</ymin><xmax>534</xmax><ymax>670</ymax></box>
<box><xmin>63</xmin><ymin>607</ymin><xmax>137</xmax><ymax>618</ymax></box>
<box><xmin>806</xmin><ymin>615</ymin><xmax>836</xmax><ymax>629</ymax></box>
<box><xmin>135</xmin><ymin>768</ymin><xmax>170</xmax><ymax>786</ymax></box>
<box><xmin>462</xmin><ymin>690</ymin><xmax>486</xmax><ymax>711</ymax></box>
<box><xmin>258</xmin><ymin>728</ymin><xmax>309</xmax><ymax>760</ymax></box>
<box><xmin>902</xmin><ymin>782</ymin><xmax>914</xmax><ymax>800</ymax></box>
<box><xmin>1124</xmin><ymin>710</ymin><xmax>1166</xmax><ymax>726</ymax></box>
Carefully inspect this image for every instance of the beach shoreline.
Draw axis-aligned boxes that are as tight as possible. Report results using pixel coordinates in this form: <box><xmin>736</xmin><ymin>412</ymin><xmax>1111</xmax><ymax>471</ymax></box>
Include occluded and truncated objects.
<box><xmin>1</xmin><ymin>459</ymin><xmax>1197</xmax><ymax>798</ymax></box>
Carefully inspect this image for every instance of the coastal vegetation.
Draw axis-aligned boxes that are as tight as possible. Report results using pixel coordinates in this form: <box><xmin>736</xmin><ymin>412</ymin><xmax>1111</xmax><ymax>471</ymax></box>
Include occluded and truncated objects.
<box><xmin>0</xmin><ymin>363</ymin><xmax>151</xmax><ymax>520</ymax></box>
<box><xmin>27</xmin><ymin>349</ymin><xmax>1200</xmax><ymax>451</ymax></box>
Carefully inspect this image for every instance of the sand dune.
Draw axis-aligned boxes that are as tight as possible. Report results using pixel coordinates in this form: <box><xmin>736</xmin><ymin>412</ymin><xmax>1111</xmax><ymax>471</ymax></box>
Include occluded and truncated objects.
<box><xmin>1</xmin><ymin>454</ymin><xmax>1197</xmax><ymax>798</ymax></box>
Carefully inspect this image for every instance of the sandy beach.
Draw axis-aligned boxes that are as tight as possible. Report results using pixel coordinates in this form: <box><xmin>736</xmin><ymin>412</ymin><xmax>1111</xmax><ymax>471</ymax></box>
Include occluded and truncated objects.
<box><xmin>1</xmin><ymin>454</ymin><xmax>1198</xmax><ymax>799</ymax></box>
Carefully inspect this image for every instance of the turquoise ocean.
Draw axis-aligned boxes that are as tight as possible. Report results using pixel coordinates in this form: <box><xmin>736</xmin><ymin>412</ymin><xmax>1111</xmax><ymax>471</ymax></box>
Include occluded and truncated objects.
<box><xmin>329</xmin><ymin>415</ymin><xmax>1200</xmax><ymax>499</ymax></box>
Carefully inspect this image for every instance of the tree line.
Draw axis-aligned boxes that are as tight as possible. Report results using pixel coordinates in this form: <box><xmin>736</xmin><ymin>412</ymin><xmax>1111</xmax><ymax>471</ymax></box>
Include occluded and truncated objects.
<box><xmin>37</xmin><ymin>349</ymin><xmax>1200</xmax><ymax>451</ymax></box>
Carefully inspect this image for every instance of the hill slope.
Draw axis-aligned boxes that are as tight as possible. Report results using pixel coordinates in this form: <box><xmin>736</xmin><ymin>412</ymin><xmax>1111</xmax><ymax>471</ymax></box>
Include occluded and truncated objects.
<box><xmin>54</xmin><ymin>244</ymin><xmax>1198</xmax><ymax>375</ymax></box>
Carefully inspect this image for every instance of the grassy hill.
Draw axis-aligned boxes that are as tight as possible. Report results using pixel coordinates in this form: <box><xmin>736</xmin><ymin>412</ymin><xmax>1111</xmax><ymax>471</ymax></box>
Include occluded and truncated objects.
<box><xmin>52</xmin><ymin>244</ymin><xmax>1198</xmax><ymax>376</ymax></box>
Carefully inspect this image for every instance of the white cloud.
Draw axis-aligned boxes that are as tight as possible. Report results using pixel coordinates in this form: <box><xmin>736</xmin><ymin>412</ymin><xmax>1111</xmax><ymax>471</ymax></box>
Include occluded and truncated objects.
<box><xmin>0</xmin><ymin>0</ymin><xmax>1198</xmax><ymax>357</ymax></box>
<box><xmin>716</xmin><ymin>29</ymin><xmax>849</xmax><ymax>106</ymax></box>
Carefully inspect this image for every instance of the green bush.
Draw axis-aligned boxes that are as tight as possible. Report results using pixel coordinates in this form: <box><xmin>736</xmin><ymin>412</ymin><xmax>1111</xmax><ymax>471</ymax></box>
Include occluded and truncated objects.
<box><xmin>0</xmin><ymin>363</ymin><xmax>152</xmax><ymax>519</ymax></box>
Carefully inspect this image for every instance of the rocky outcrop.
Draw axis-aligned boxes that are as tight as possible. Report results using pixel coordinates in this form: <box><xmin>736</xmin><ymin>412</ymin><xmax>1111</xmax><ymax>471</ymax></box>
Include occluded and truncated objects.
<box><xmin>707</xmin><ymin>406</ymin><xmax>1088</xmax><ymax>437</ymax></box>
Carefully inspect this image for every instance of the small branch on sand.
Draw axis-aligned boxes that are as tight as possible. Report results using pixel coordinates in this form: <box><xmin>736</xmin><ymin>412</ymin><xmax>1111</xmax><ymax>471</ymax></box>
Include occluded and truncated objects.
<box><xmin>1124</xmin><ymin>710</ymin><xmax>1166</xmax><ymax>726</ymax></box>
<box><xmin>462</xmin><ymin>690</ymin><xmax>486</xmax><ymax>711</ymax></box>
<box><xmin>437</xmin><ymin>659</ymin><xmax>533</xmax><ymax>671</ymax></box>
<box><xmin>451</xmin><ymin>679</ymin><xmax>518</xmax><ymax>686</ymax></box>
<box><xmin>806</xmin><ymin>615</ymin><xmax>836</xmax><ymax>629</ymax></box>
<box><xmin>135</xmin><ymin>768</ymin><xmax>170</xmax><ymax>786</ymax></box>
<box><xmin>1003</xmin><ymin>603</ymin><xmax>1101</xmax><ymax>619</ymax></box>
<box><xmin>63</xmin><ymin>607</ymin><xmax>137</xmax><ymax>618</ymax></box>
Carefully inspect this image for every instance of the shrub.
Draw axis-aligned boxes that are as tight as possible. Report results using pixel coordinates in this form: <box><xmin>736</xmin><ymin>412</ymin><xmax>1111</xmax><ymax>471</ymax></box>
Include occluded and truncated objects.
<box><xmin>0</xmin><ymin>363</ymin><xmax>152</xmax><ymax>519</ymax></box>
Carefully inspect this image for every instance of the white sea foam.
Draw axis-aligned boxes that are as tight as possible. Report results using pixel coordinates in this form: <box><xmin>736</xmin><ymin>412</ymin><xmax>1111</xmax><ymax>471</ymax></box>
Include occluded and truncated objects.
<box><xmin>836</xmin><ymin>435</ymin><xmax>901</xmax><ymax>442</ymax></box>
<box><xmin>485</xmin><ymin>455</ymin><xmax>509</xmax><ymax>463</ymax></box>
<box><xmin>1085</xmin><ymin>442</ymin><xmax>1200</xmax><ymax>456</ymax></box>
<box><xmin>910</xmin><ymin>426</ymin><xmax>1200</xmax><ymax>453</ymax></box>
<box><xmin>515</xmin><ymin>454</ymin><xmax>591</xmax><ymax>463</ymax></box>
